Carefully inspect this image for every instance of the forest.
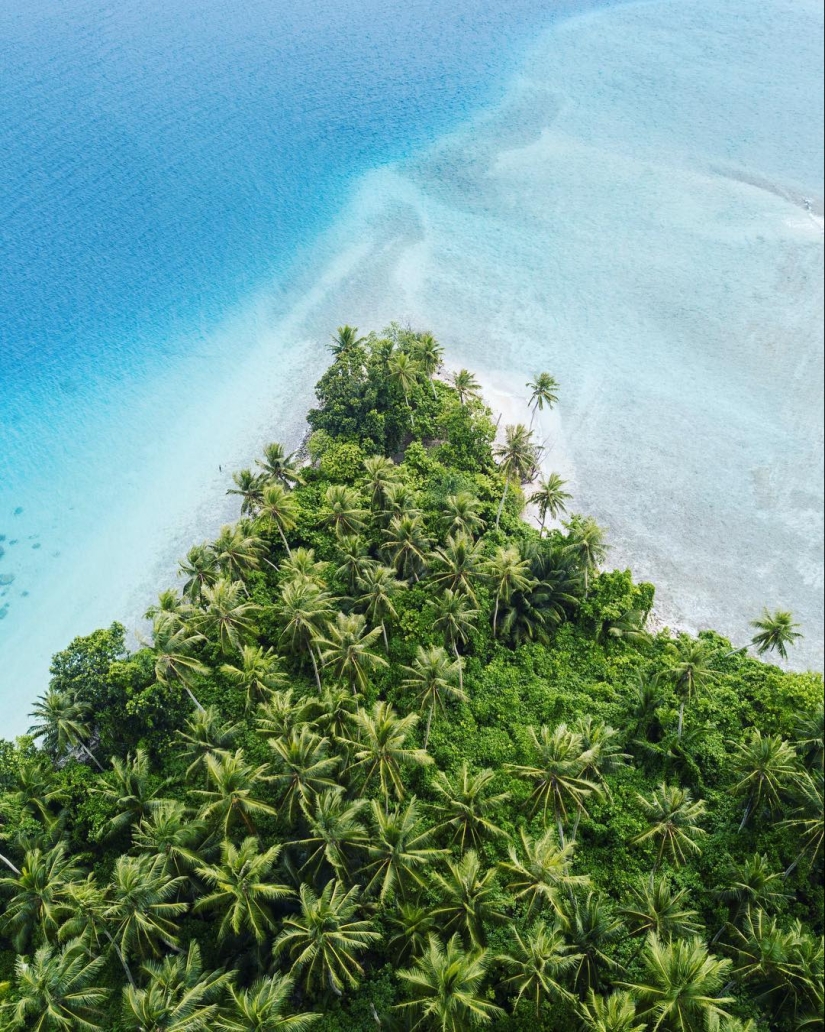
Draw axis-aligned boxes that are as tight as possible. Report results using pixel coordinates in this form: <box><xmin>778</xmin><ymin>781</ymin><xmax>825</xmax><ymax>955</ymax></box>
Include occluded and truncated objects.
<box><xmin>0</xmin><ymin>323</ymin><xmax>821</xmax><ymax>1031</ymax></box>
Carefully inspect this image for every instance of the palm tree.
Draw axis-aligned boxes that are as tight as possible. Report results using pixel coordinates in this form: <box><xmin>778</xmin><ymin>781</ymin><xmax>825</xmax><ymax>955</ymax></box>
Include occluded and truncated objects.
<box><xmin>749</xmin><ymin>608</ymin><xmax>802</xmax><ymax>660</ymax></box>
<box><xmin>312</xmin><ymin>686</ymin><xmax>360</xmax><ymax>744</ymax></box>
<box><xmin>255</xmin><ymin>687</ymin><xmax>313</xmax><ymax>742</ymax></box>
<box><xmin>276</xmin><ymin>578</ymin><xmax>334</xmax><ymax>691</ymax></box>
<box><xmin>780</xmin><ymin>770</ymin><xmax>824</xmax><ymax>877</ymax></box>
<box><xmin>556</xmin><ymin>892</ymin><xmax>625</xmax><ymax>997</ymax></box>
<box><xmin>451</xmin><ymin>369</ymin><xmax>481</xmax><ymax>405</ymax></box>
<box><xmin>714</xmin><ymin>854</ymin><xmax>789</xmax><ymax>937</ymax></box>
<box><xmin>216</xmin><ymin>975</ymin><xmax>321</xmax><ymax>1031</ymax></box>
<box><xmin>430</xmin><ymin>533</ymin><xmax>485</xmax><ymax>602</ymax></box>
<box><xmin>279</xmin><ymin>547</ymin><xmax>329</xmax><ymax>588</ymax></box>
<box><xmin>621</xmin><ymin>935</ymin><xmax>732</xmax><ymax>1032</ymax></box>
<box><xmin>561</xmin><ymin>515</ymin><xmax>607</xmax><ymax>596</ymax></box>
<box><xmin>380</xmin><ymin>481</ymin><xmax>422</xmax><ymax>525</ymax></box>
<box><xmin>383</xmin><ymin>513</ymin><xmax>430</xmax><ymax>581</ymax></box>
<box><xmin>318</xmin><ymin>612</ymin><xmax>388</xmax><ymax>694</ymax></box>
<box><xmin>179</xmin><ymin>543</ymin><xmax>219</xmax><ymax>602</ymax></box>
<box><xmin>221</xmin><ymin>644</ymin><xmax>285</xmax><ymax>710</ymax></box>
<box><xmin>431</xmin><ymin>850</ymin><xmax>505</xmax><ymax>948</ymax></box>
<box><xmin>28</xmin><ymin>690</ymin><xmax>104</xmax><ymax>770</ymax></box>
<box><xmin>501</xmin><ymin>827</ymin><xmax>589</xmax><ymax>918</ymax></box>
<box><xmin>345</xmin><ymin>701</ymin><xmax>433</xmax><ymax>807</ymax></box>
<box><xmin>354</xmin><ymin>564</ymin><xmax>403</xmax><ymax>650</ymax></box>
<box><xmin>176</xmin><ymin>705</ymin><xmax>240</xmax><ymax>780</ymax></box>
<box><xmin>297</xmin><ymin>789</ymin><xmax>369</xmax><ymax>882</ymax></box>
<box><xmin>268</xmin><ymin>727</ymin><xmax>340</xmax><ymax>822</ymax></box>
<box><xmin>322</xmin><ymin>485</ymin><xmax>367</xmax><ymax>539</ymax></box>
<box><xmin>362</xmin><ymin>454</ymin><xmax>400</xmax><ymax>510</ymax></box>
<box><xmin>200</xmin><ymin>578</ymin><xmax>260</xmax><ymax>655</ymax></box>
<box><xmin>132</xmin><ymin>800</ymin><xmax>206</xmax><ymax>878</ymax></box>
<box><xmin>663</xmin><ymin>638</ymin><xmax>720</xmax><ymax>738</ymax></box>
<box><xmin>273</xmin><ymin>880</ymin><xmax>379</xmax><ymax>995</ymax></box>
<box><xmin>257</xmin><ymin>442</ymin><xmax>304</xmax><ymax>489</ymax></box>
<box><xmin>227</xmin><ymin>467</ymin><xmax>265</xmax><ymax>516</ymax></box>
<box><xmin>193</xmin><ymin>837</ymin><xmax>292</xmax><ymax>942</ymax></box>
<box><xmin>4</xmin><ymin>938</ymin><xmax>108</xmax><ymax>1031</ymax></box>
<box><xmin>620</xmin><ymin>875</ymin><xmax>702</xmax><ymax>942</ymax></box>
<box><xmin>334</xmin><ymin>535</ymin><xmax>375</xmax><ymax>592</ymax></box>
<box><xmin>730</xmin><ymin>729</ymin><xmax>800</xmax><ymax>830</ymax></box>
<box><xmin>633</xmin><ymin>783</ymin><xmax>707</xmax><ymax>871</ymax></box>
<box><xmin>122</xmin><ymin>941</ymin><xmax>230</xmax><ymax>1032</ymax></box>
<box><xmin>329</xmin><ymin>324</ymin><xmax>366</xmax><ymax>357</ymax></box>
<box><xmin>578</xmin><ymin>990</ymin><xmax>646</xmax><ymax>1032</ymax></box>
<box><xmin>93</xmin><ymin>749</ymin><xmax>166</xmax><ymax>839</ymax></box>
<box><xmin>396</xmin><ymin>933</ymin><xmax>505</xmax><ymax>1030</ymax></box>
<box><xmin>442</xmin><ymin>491</ymin><xmax>486</xmax><ymax>539</ymax></box>
<box><xmin>0</xmin><ymin>843</ymin><xmax>84</xmax><ymax>952</ymax></box>
<box><xmin>486</xmin><ymin>545</ymin><xmax>534</xmax><ymax>638</ymax></box>
<box><xmin>213</xmin><ymin>522</ymin><xmax>265</xmax><ymax>583</ymax></box>
<box><xmin>412</xmin><ymin>330</ymin><xmax>444</xmax><ymax>387</ymax></box>
<box><xmin>494</xmin><ymin>424</ymin><xmax>540</xmax><ymax>528</ymax></box>
<box><xmin>526</xmin><ymin>372</ymin><xmax>560</xmax><ymax>425</ymax></box>
<box><xmin>363</xmin><ymin>797</ymin><xmax>445</xmax><ymax>902</ymax></box>
<box><xmin>151</xmin><ymin>615</ymin><xmax>209</xmax><ymax>710</ymax></box>
<box><xmin>499</xmin><ymin>919</ymin><xmax>579</xmax><ymax>1016</ymax></box>
<box><xmin>192</xmin><ymin>750</ymin><xmax>277</xmax><ymax>836</ymax></box>
<box><xmin>528</xmin><ymin>473</ymin><xmax>571</xmax><ymax>534</ymax></box>
<box><xmin>432</xmin><ymin>764</ymin><xmax>510</xmax><ymax>851</ymax></box>
<box><xmin>104</xmin><ymin>854</ymin><xmax>188</xmax><ymax>958</ymax></box>
<box><xmin>259</xmin><ymin>482</ymin><xmax>299</xmax><ymax>557</ymax></box>
<box><xmin>387</xmin><ymin>902</ymin><xmax>436</xmax><ymax>965</ymax></box>
<box><xmin>429</xmin><ymin>589</ymin><xmax>479</xmax><ymax>691</ymax></box>
<box><xmin>3</xmin><ymin>757</ymin><xmax>68</xmax><ymax>829</ymax></box>
<box><xmin>402</xmin><ymin>645</ymin><xmax>466</xmax><ymax>748</ymax></box>
<box><xmin>506</xmin><ymin>724</ymin><xmax>599</xmax><ymax>847</ymax></box>
<box><xmin>388</xmin><ymin>351</ymin><xmax>420</xmax><ymax>428</ymax></box>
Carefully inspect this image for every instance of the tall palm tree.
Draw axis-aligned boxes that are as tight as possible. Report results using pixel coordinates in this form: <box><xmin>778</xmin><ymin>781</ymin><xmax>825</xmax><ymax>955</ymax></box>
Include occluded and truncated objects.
<box><xmin>329</xmin><ymin>324</ymin><xmax>366</xmax><ymax>357</ymax></box>
<box><xmin>412</xmin><ymin>330</ymin><xmax>444</xmax><ymax>387</ymax></box>
<box><xmin>131</xmin><ymin>800</ymin><xmax>206</xmax><ymax>878</ymax></box>
<box><xmin>258</xmin><ymin>482</ymin><xmax>300</xmax><ymax>557</ymax></box>
<box><xmin>396</xmin><ymin>933</ymin><xmax>505</xmax><ymax>1030</ymax></box>
<box><xmin>216</xmin><ymin>975</ymin><xmax>321</xmax><ymax>1031</ymax></box>
<box><xmin>620</xmin><ymin>875</ymin><xmax>702</xmax><ymax>942</ymax></box>
<box><xmin>104</xmin><ymin>854</ymin><xmax>188</xmax><ymax>959</ymax></box>
<box><xmin>318</xmin><ymin>612</ymin><xmax>388</xmax><ymax>694</ymax></box>
<box><xmin>486</xmin><ymin>545</ymin><xmax>534</xmax><ymax>638</ymax></box>
<box><xmin>334</xmin><ymin>535</ymin><xmax>375</xmax><ymax>592</ymax></box>
<box><xmin>558</xmin><ymin>892</ymin><xmax>624</xmax><ymax>996</ymax></box>
<box><xmin>179</xmin><ymin>543</ymin><xmax>219</xmax><ymax>603</ymax></box>
<box><xmin>442</xmin><ymin>491</ymin><xmax>486</xmax><ymax>539</ymax></box>
<box><xmin>749</xmin><ymin>609</ymin><xmax>802</xmax><ymax>660</ymax></box>
<box><xmin>430</xmin><ymin>533</ymin><xmax>485</xmax><ymax>602</ymax></box>
<box><xmin>0</xmin><ymin>843</ymin><xmax>84</xmax><ymax>952</ymax></box>
<box><xmin>200</xmin><ymin>578</ymin><xmax>260</xmax><ymax>655</ymax></box>
<box><xmin>793</xmin><ymin>708</ymin><xmax>824</xmax><ymax>773</ymax></box>
<box><xmin>28</xmin><ymin>690</ymin><xmax>103</xmax><ymax>770</ymax></box>
<box><xmin>192</xmin><ymin>750</ymin><xmax>277</xmax><ymax>836</ymax></box>
<box><xmin>257</xmin><ymin>442</ymin><xmax>304</xmax><ymax>489</ymax></box>
<box><xmin>279</xmin><ymin>547</ymin><xmax>329</xmax><ymax>588</ymax></box>
<box><xmin>714</xmin><ymin>854</ymin><xmax>789</xmax><ymax>937</ymax></box>
<box><xmin>577</xmin><ymin>990</ymin><xmax>646</xmax><ymax>1032</ymax></box>
<box><xmin>429</xmin><ymin>589</ymin><xmax>479</xmax><ymax>691</ymax></box>
<box><xmin>621</xmin><ymin>935</ymin><xmax>732</xmax><ymax>1032</ymax></box>
<box><xmin>383</xmin><ymin>513</ymin><xmax>430</xmax><ymax>581</ymax></box>
<box><xmin>362</xmin><ymin>454</ymin><xmax>400</xmax><ymax>510</ymax></box>
<box><xmin>451</xmin><ymin>369</ymin><xmax>481</xmax><ymax>405</ymax></box>
<box><xmin>268</xmin><ymin>728</ymin><xmax>340</xmax><ymax>822</ymax></box>
<box><xmin>388</xmin><ymin>351</ymin><xmax>420</xmax><ymax>428</ymax></box>
<box><xmin>663</xmin><ymin>638</ymin><xmax>720</xmax><ymax>738</ymax></box>
<box><xmin>213</xmin><ymin>522</ymin><xmax>265</xmax><ymax>583</ymax></box>
<box><xmin>380</xmin><ymin>481</ymin><xmax>422</xmax><ymax>525</ymax></box>
<box><xmin>273</xmin><ymin>880</ymin><xmax>379</xmax><ymax>995</ymax></box>
<box><xmin>526</xmin><ymin>372</ymin><xmax>560</xmax><ymax>425</ymax></box>
<box><xmin>221</xmin><ymin>644</ymin><xmax>285</xmax><ymax>710</ymax></box>
<box><xmin>363</xmin><ymin>797</ymin><xmax>445</xmax><ymax>902</ymax></box>
<box><xmin>322</xmin><ymin>485</ymin><xmax>367</xmax><ymax>539</ymax></box>
<box><xmin>387</xmin><ymin>902</ymin><xmax>436</xmax><ymax>965</ymax></box>
<box><xmin>730</xmin><ymin>729</ymin><xmax>800</xmax><ymax>830</ymax></box>
<box><xmin>345</xmin><ymin>701</ymin><xmax>433</xmax><ymax>807</ymax></box>
<box><xmin>276</xmin><ymin>579</ymin><xmax>334</xmax><ymax>691</ymax></box>
<box><xmin>633</xmin><ymin>783</ymin><xmax>707</xmax><ymax>871</ymax></box>
<box><xmin>499</xmin><ymin>919</ymin><xmax>579</xmax><ymax>1017</ymax></box>
<box><xmin>431</xmin><ymin>850</ymin><xmax>505</xmax><ymax>948</ymax></box>
<box><xmin>402</xmin><ymin>645</ymin><xmax>466</xmax><ymax>748</ymax></box>
<box><xmin>297</xmin><ymin>789</ymin><xmax>369</xmax><ymax>882</ymax></box>
<box><xmin>780</xmin><ymin>770</ymin><xmax>824</xmax><ymax>877</ymax></box>
<box><xmin>3</xmin><ymin>757</ymin><xmax>69</xmax><ymax>829</ymax></box>
<box><xmin>494</xmin><ymin>424</ymin><xmax>540</xmax><ymax>528</ymax></box>
<box><xmin>501</xmin><ymin>827</ymin><xmax>589</xmax><ymax>918</ymax></box>
<box><xmin>151</xmin><ymin>615</ymin><xmax>209</xmax><ymax>711</ymax></box>
<box><xmin>93</xmin><ymin>749</ymin><xmax>166</xmax><ymax>839</ymax></box>
<box><xmin>4</xmin><ymin>938</ymin><xmax>108</xmax><ymax>1032</ymax></box>
<box><xmin>354</xmin><ymin>564</ymin><xmax>403</xmax><ymax>651</ymax></box>
<box><xmin>193</xmin><ymin>838</ymin><xmax>292</xmax><ymax>942</ymax></box>
<box><xmin>561</xmin><ymin>515</ymin><xmax>607</xmax><ymax>597</ymax></box>
<box><xmin>528</xmin><ymin>473</ymin><xmax>571</xmax><ymax>534</ymax></box>
<box><xmin>432</xmin><ymin>764</ymin><xmax>510</xmax><ymax>851</ymax></box>
<box><xmin>227</xmin><ymin>468</ymin><xmax>265</xmax><ymax>516</ymax></box>
<box><xmin>176</xmin><ymin>705</ymin><xmax>240</xmax><ymax>780</ymax></box>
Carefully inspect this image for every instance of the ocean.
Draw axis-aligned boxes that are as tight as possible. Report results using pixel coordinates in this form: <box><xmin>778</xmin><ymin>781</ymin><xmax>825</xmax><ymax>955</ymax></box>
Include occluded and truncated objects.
<box><xmin>1</xmin><ymin>0</ymin><xmax>822</xmax><ymax>734</ymax></box>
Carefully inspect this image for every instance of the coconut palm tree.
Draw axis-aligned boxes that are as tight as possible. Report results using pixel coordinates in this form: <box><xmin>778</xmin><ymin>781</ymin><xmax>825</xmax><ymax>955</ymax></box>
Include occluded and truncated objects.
<box><xmin>329</xmin><ymin>324</ymin><xmax>366</xmax><ymax>357</ymax></box>
<box><xmin>122</xmin><ymin>941</ymin><xmax>230</xmax><ymax>1032</ymax></box>
<box><xmin>192</xmin><ymin>750</ymin><xmax>277</xmax><ymax>836</ymax></box>
<box><xmin>621</xmin><ymin>935</ymin><xmax>732</xmax><ymax>1032</ymax></box>
<box><xmin>362</xmin><ymin>454</ymin><xmax>400</xmax><ymax>510</ymax></box>
<box><xmin>227</xmin><ymin>468</ymin><xmax>265</xmax><ymax>516</ymax></box>
<box><xmin>402</xmin><ymin>645</ymin><xmax>466</xmax><ymax>748</ymax></box>
<box><xmin>279</xmin><ymin>547</ymin><xmax>329</xmax><ymax>588</ymax></box>
<box><xmin>131</xmin><ymin>800</ymin><xmax>206</xmax><ymax>878</ymax></box>
<box><xmin>501</xmin><ymin>827</ymin><xmax>589</xmax><ymax>918</ymax></box>
<box><xmin>4</xmin><ymin>938</ymin><xmax>108</xmax><ymax>1032</ymax></box>
<box><xmin>430</xmin><ymin>533</ymin><xmax>485</xmax><ymax>602</ymax></box>
<box><xmin>259</xmin><ymin>482</ymin><xmax>299</xmax><ymax>557</ymax></box>
<box><xmin>577</xmin><ymin>990</ymin><xmax>646</xmax><ymax>1032</ymax></box>
<box><xmin>267</xmin><ymin>728</ymin><xmax>340</xmax><ymax>822</ymax></box>
<box><xmin>383</xmin><ymin>513</ymin><xmax>430</xmax><ymax>581</ymax></box>
<box><xmin>334</xmin><ymin>536</ymin><xmax>375</xmax><ymax>592</ymax></box>
<box><xmin>526</xmin><ymin>372</ymin><xmax>560</xmax><ymax>425</ymax></box>
<box><xmin>388</xmin><ymin>351</ymin><xmax>420</xmax><ymax>428</ymax></box>
<box><xmin>633</xmin><ymin>783</ymin><xmax>707</xmax><ymax>871</ymax></box>
<box><xmin>297</xmin><ymin>789</ymin><xmax>369</xmax><ymax>882</ymax></box>
<box><xmin>255</xmin><ymin>688</ymin><xmax>314</xmax><ymax>742</ymax></box>
<box><xmin>486</xmin><ymin>545</ymin><xmax>534</xmax><ymax>638</ymax></box>
<box><xmin>318</xmin><ymin>612</ymin><xmax>387</xmax><ymax>694</ymax></box>
<box><xmin>28</xmin><ymin>690</ymin><xmax>104</xmax><ymax>770</ymax></box>
<box><xmin>529</xmin><ymin>473</ymin><xmax>571</xmax><ymax>534</ymax></box>
<box><xmin>175</xmin><ymin>705</ymin><xmax>240</xmax><ymax>780</ymax></box>
<box><xmin>276</xmin><ymin>579</ymin><xmax>334</xmax><ymax>691</ymax></box>
<box><xmin>431</xmin><ymin>764</ymin><xmax>510</xmax><ymax>851</ymax></box>
<box><xmin>144</xmin><ymin>588</ymin><xmax>194</xmax><ymax>633</ymax></box>
<box><xmin>499</xmin><ymin>919</ymin><xmax>579</xmax><ymax>1016</ymax></box>
<box><xmin>451</xmin><ymin>369</ymin><xmax>481</xmax><ymax>405</ymax></box>
<box><xmin>494</xmin><ymin>424</ymin><xmax>540</xmax><ymax>528</ymax></box>
<box><xmin>412</xmin><ymin>330</ymin><xmax>444</xmax><ymax>388</ymax></box>
<box><xmin>93</xmin><ymin>749</ymin><xmax>166</xmax><ymax>839</ymax></box>
<box><xmin>0</xmin><ymin>843</ymin><xmax>84</xmax><ymax>952</ymax></box>
<box><xmin>780</xmin><ymin>770</ymin><xmax>824</xmax><ymax>877</ymax></box>
<box><xmin>429</xmin><ymin>589</ymin><xmax>479</xmax><ymax>691</ymax></box>
<box><xmin>345</xmin><ymin>701</ymin><xmax>433</xmax><ymax>807</ymax></box>
<box><xmin>213</xmin><ymin>522</ymin><xmax>265</xmax><ymax>583</ymax></box>
<box><xmin>311</xmin><ymin>686</ymin><xmax>361</xmax><ymax>745</ymax></box>
<box><xmin>714</xmin><ymin>854</ymin><xmax>789</xmax><ymax>938</ymax></box>
<box><xmin>193</xmin><ymin>837</ymin><xmax>292</xmax><ymax>942</ymax></box>
<box><xmin>558</xmin><ymin>892</ymin><xmax>625</xmax><ymax>996</ymax></box>
<box><xmin>104</xmin><ymin>854</ymin><xmax>188</xmax><ymax>959</ymax></box>
<box><xmin>216</xmin><ymin>975</ymin><xmax>321</xmax><ymax>1032</ymax></box>
<box><xmin>354</xmin><ymin>564</ymin><xmax>403</xmax><ymax>650</ymax></box>
<box><xmin>257</xmin><ymin>442</ymin><xmax>304</xmax><ymax>489</ymax></box>
<box><xmin>396</xmin><ymin>933</ymin><xmax>505</xmax><ymax>1030</ymax></box>
<box><xmin>431</xmin><ymin>850</ymin><xmax>505</xmax><ymax>948</ymax></box>
<box><xmin>730</xmin><ymin>729</ymin><xmax>800</xmax><ymax>830</ymax></box>
<box><xmin>3</xmin><ymin>757</ymin><xmax>69</xmax><ymax>830</ymax></box>
<box><xmin>749</xmin><ymin>608</ymin><xmax>802</xmax><ymax>660</ymax></box>
<box><xmin>151</xmin><ymin>615</ymin><xmax>209</xmax><ymax>711</ymax></box>
<box><xmin>380</xmin><ymin>481</ymin><xmax>422</xmax><ymax>525</ymax></box>
<box><xmin>620</xmin><ymin>875</ymin><xmax>702</xmax><ymax>942</ymax></box>
<box><xmin>506</xmin><ymin>724</ymin><xmax>599</xmax><ymax>847</ymax></box>
<box><xmin>200</xmin><ymin>578</ymin><xmax>260</xmax><ymax>655</ymax></box>
<box><xmin>221</xmin><ymin>644</ymin><xmax>285</xmax><ymax>711</ymax></box>
<box><xmin>273</xmin><ymin>880</ymin><xmax>379</xmax><ymax>995</ymax></box>
<box><xmin>442</xmin><ymin>491</ymin><xmax>486</xmax><ymax>539</ymax></box>
<box><xmin>662</xmin><ymin>637</ymin><xmax>720</xmax><ymax>738</ymax></box>
<box><xmin>322</xmin><ymin>485</ymin><xmax>368</xmax><ymax>539</ymax></box>
<box><xmin>363</xmin><ymin>797</ymin><xmax>445</xmax><ymax>902</ymax></box>
<box><xmin>387</xmin><ymin>902</ymin><xmax>436</xmax><ymax>965</ymax></box>
<box><xmin>179</xmin><ymin>543</ymin><xmax>219</xmax><ymax>602</ymax></box>
<box><xmin>561</xmin><ymin>515</ymin><xmax>607</xmax><ymax>597</ymax></box>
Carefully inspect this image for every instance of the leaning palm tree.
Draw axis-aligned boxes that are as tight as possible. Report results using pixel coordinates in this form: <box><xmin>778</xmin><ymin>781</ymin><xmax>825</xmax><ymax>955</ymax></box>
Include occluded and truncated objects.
<box><xmin>193</xmin><ymin>838</ymin><xmax>292</xmax><ymax>942</ymax></box>
<box><xmin>402</xmin><ymin>645</ymin><xmax>466</xmax><ymax>748</ymax></box>
<box><xmin>178</xmin><ymin>543</ymin><xmax>219</xmax><ymax>603</ymax></box>
<box><xmin>5</xmin><ymin>938</ymin><xmax>108</xmax><ymax>1032</ymax></box>
<box><xmin>279</xmin><ymin>547</ymin><xmax>329</xmax><ymax>588</ymax></box>
<box><xmin>713</xmin><ymin>854</ymin><xmax>789</xmax><ymax>937</ymax></box>
<box><xmin>256</xmin><ymin>441</ymin><xmax>304</xmax><ymax>489</ymax></box>
<box><xmin>131</xmin><ymin>800</ymin><xmax>206</xmax><ymax>878</ymax></box>
<box><xmin>620</xmin><ymin>875</ymin><xmax>702</xmax><ymax>942</ymax></box>
<box><xmin>104</xmin><ymin>854</ymin><xmax>188</xmax><ymax>959</ymax></box>
<box><xmin>221</xmin><ymin>644</ymin><xmax>285</xmax><ymax>710</ymax></box>
<box><xmin>28</xmin><ymin>690</ymin><xmax>103</xmax><ymax>770</ymax></box>
<box><xmin>192</xmin><ymin>750</ymin><xmax>277</xmax><ymax>836</ymax></box>
<box><xmin>388</xmin><ymin>351</ymin><xmax>420</xmax><ymax>428</ymax></box>
<box><xmin>276</xmin><ymin>578</ymin><xmax>334</xmax><ymax>691</ymax></box>
<box><xmin>451</xmin><ymin>368</ymin><xmax>481</xmax><ymax>405</ymax></box>
<box><xmin>258</xmin><ymin>482</ymin><xmax>300</xmax><ymax>557</ymax></box>
<box><xmin>346</xmin><ymin>701</ymin><xmax>433</xmax><ymax>806</ymax></box>
<box><xmin>0</xmin><ymin>843</ymin><xmax>85</xmax><ymax>952</ymax></box>
<box><xmin>730</xmin><ymin>729</ymin><xmax>800</xmax><ymax>830</ymax></box>
<box><xmin>216</xmin><ymin>975</ymin><xmax>321</xmax><ymax>1032</ymax></box>
<box><xmin>362</xmin><ymin>797</ymin><xmax>445</xmax><ymax>902</ymax></box>
<box><xmin>199</xmin><ymin>578</ymin><xmax>260</xmax><ymax>656</ymax></box>
<box><xmin>151</xmin><ymin>615</ymin><xmax>209</xmax><ymax>711</ymax></box>
<box><xmin>621</xmin><ymin>935</ymin><xmax>732</xmax><ymax>1032</ymax></box>
<box><xmin>432</xmin><ymin>764</ymin><xmax>510</xmax><ymax>852</ymax></box>
<box><xmin>526</xmin><ymin>372</ymin><xmax>560</xmax><ymax>425</ymax></box>
<box><xmin>431</xmin><ymin>850</ymin><xmax>506</xmax><ymax>948</ymax></box>
<box><xmin>93</xmin><ymin>749</ymin><xmax>166</xmax><ymax>839</ymax></box>
<box><xmin>494</xmin><ymin>423</ymin><xmax>540</xmax><ymax>528</ymax></box>
<box><xmin>633</xmin><ymin>783</ymin><xmax>707</xmax><ymax>871</ymax></box>
<box><xmin>212</xmin><ymin>522</ymin><xmax>265</xmax><ymax>583</ymax></box>
<box><xmin>429</xmin><ymin>588</ymin><xmax>479</xmax><ymax>691</ymax></box>
<box><xmin>411</xmin><ymin>330</ymin><xmax>444</xmax><ymax>386</ymax></box>
<box><xmin>749</xmin><ymin>608</ymin><xmax>802</xmax><ymax>660</ymax></box>
<box><xmin>559</xmin><ymin>892</ymin><xmax>625</xmax><ymax>996</ymax></box>
<box><xmin>578</xmin><ymin>990</ymin><xmax>647</xmax><ymax>1032</ymax></box>
<box><xmin>334</xmin><ymin>535</ymin><xmax>375</xmax><ymax>592</ymax></box>
<box><xmin>396</xmin><ymin>933</ymin><xmax>505</xmax><ymax>1030</ymax></box>
<box><xmin>273</xmin><ymin>880</ymin><xmax>379</xmax><ymax>995</ymax></box>
<box><xmin>297</xmin><ymin>789</ymin><xmax>369</xmax><ymax>882</ymax></box>
<box><xmin>501</xmin><ymin>827</ymin><xmax>589</xmax><ymax>918</ymax></box>
<box><xmin>318</xmin><ymin>612</ymin><xmax>388</xmax><ymax>694</ymax></box>
<box><xmin>329</xmin><ymin>324</ymin><xmax>366</xmax><ymax>357</ymax></box>
<box><xmin>354</xmin><ymin>564</ymin><xmax>403</xmax><ymax>651</ymax></box>
<box><xmin>529</xmin><ymin>473</ymin><xmax>571</xmax><ymax>534</ymax></box>
<box><xmin>499</xmin><ymin>919</ymin><xmax>579</xmax><ymax>1017</ymax></box>
<box><xmin>663</xmin><ymin>638</ymin><xmax>720</xmax><ymax>738</ymax></box>
<box><xmin>267</xmin><ymin>727</ymin><xmax>340</xmax><ymax>822</ymax></box>
<box><xmin>387</xmin><ymin>902</ymin><xmax>436</xmax><ymax>965</ymax></box>
<box><xmin>486</xmin><ymin>545</ymin><xmax>534</xmax><ymax>638</ymax></box>
<box><xmin>227</xmin><ymin>467</ymin><xmax>265</xmax><ymax>516</ymax></box>
<box><xmin>561</xmin><ymin>515</ymin><xmax>607</xmax><ymax>596</ymax></box>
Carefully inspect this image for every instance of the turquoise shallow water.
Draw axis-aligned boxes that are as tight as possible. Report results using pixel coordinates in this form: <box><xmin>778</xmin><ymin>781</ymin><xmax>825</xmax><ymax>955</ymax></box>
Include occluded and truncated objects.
<box><xmin>1</xmin><ymin>0</ymin><xmax>822</xmax><ymax>733</ymax></box>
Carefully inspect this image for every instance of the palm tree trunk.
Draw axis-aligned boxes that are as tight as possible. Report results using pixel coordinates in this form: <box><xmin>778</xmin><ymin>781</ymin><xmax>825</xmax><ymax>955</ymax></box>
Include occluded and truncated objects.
<box><xmin>571</xmin><ymin>805</ymin><xmax>582</xmax><ymax>842</ymax></box>
<box><xmin>104</xmin><ymin>929</ymin><xmax>135</xmax><ymax>988</ymax></box>
<box><xmin>0</xmin><ymin>851</ymin><xmax>21</xmax><ymax>875</ymax></box>
<box><xmin>453</xmin><ymin>642</ymin><xmax>463</xmax><ymax>693</ymax></box>
<box><xmin>540</xmin><ymin>510</ymin><xmax>547</xmax><ymax>537</ymax></box>
<box><xmin>183</xmin><ymin>683</ymin><xmax>206</xmax><ymax>712</ymax></box>
<box><xmin>80</xmin><ymin>742</ymin><xmax>105</xmax><ymax>772</ymax></box>
<box><xmin>556</xmin><ymin>811</ymin><xmax>566</xmax><ymax>850</ymax></box>
<box><xmin>309</xmin><ymin>647</ymin><xmax>322</xmax><ymax>693</ymax></box>
<box><xmin>424</xmin><ymin>701</ymin><xmax>434</xmax><ymax>750</ymax></box>
<box><xmin>677</xmin><ymin>700</ymin><xmax>685</xmax><ymax>738</ymax></box>
<box><xmin>277</xmin><ymin>524</ymin><xmax>293</xmax><ymax>558</ymax></box>
<box><xmin>492</xmin><ymin>594</ymin><xmax>500</xmax><ymax>638</ymax></box>
<box><xmin>783</xmin><ymin>856</ymin><xmax>801</xmax><ymax>879</ymax></box>
<box><xmin>738</xmin><ymin>800</ymin><xmax>752</xmax><ymax>832</ymax></box>
<box><xmin>495</xmin><ymin>479</ymin><xmax>509</xmax><ymax>529</ymax></box>
<box><xmin>382</xmin><ymin>621</ymin><xmax>389</xmax><ymax>652</ymax></box>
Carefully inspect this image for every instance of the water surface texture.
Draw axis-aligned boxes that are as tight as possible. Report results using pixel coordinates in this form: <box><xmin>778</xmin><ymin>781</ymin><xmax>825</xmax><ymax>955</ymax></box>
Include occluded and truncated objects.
<box><xmin>1</xmin><ymin>0</ymin><xmax>822</xmax><ymax>733</ymax></box>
